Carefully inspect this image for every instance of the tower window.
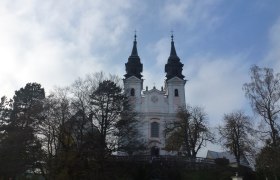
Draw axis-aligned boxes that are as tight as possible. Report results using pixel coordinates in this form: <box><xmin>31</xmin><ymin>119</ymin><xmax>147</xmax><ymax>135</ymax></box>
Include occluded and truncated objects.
<box><xmin>130</xmin><ymin>88</ymin><xmax>135</xmax><ymax>96</ymax></box>
<box><xmin>174</xmin><ymin>89</ymin><xmax>179</xmax><ymax>97</ymax></box>
<box><xmin>151</xmin><ymin>122</ymin><xmax>159</xmax><ymax>138</ymax></box>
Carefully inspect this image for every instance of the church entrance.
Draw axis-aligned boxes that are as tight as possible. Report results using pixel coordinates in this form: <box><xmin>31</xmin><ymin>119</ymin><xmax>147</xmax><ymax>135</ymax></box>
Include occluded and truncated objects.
<box><xmin>151</xmin><ymin>146</ymin><xmax>159</xmax><ymax>157</ymax></box>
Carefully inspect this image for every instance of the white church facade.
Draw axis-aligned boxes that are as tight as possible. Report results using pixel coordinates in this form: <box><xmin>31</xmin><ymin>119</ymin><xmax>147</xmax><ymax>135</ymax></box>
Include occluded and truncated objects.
<box><xmin>123</xmin><ymin>35</ymin><xmax>186</xmax><ymax>156</ymax></box>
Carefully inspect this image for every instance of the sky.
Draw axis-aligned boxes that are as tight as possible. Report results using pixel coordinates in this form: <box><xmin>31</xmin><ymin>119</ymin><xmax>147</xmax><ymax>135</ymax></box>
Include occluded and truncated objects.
<box><xmin>1</xmin><ymin>0</ymin><xmax>280</xmax><ymax>154</ymax></box>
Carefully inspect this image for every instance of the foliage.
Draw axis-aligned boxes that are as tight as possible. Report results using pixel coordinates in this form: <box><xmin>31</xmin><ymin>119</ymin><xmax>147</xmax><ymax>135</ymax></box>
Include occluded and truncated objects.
<box><xmin>89</xmin><ymin>79</ymin><xmax>144</xmax><ymax>158</ymax></box>
<box><xmin>0</xmin><ymin>96</ymin><xmax>12</xmax><ymax>123</ymax></box>
<box><xmin>165</xmin><ymin>105</ymin><xmax>214</xmax><ymax>157</ymax></box>
<box><xmin>89</xmin><ymin>80</ymin><xmax>124</xmax><ymax>156</ymax></box>
<box><xmin>115</xmin><ymin>99</ymin><xmax>146</xmax><ymax>155</ymax></box>
<box><xmin>11</xmin><ymin>83</ymin><xmax>45</xmax><ymax>129</ymax></box>
<box><xmin>255</xmin><ymin>139</ymin><xmax>280</xmax><ymax>180</ymax></box>
<box><xmin>0</xmin><ymin>126</ymin><xmax>43</xmax><ymax>177</ymax></box>
<box><xmin>218</xmin><ymin>111</ymin><xmax>255</xmax><ymax>167</ymax></box>
<box><xmin>39</xmin><ymin>73</ymin><xmax>144</xmax><ymax>178</ymax></box>
<box><xmin>0</xmin><ymin>83</ymin><xmax>45</xmax><ymax>178</ymax></box>
<box><xmin>0</xmin><ymin>96</ymin><xmax>12</xmax><ymax>140</ymax></box>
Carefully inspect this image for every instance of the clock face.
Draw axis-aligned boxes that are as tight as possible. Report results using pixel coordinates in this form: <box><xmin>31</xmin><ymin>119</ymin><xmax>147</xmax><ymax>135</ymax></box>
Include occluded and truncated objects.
<box><xmin>151</xmin><ymin>95</ymin><xmax>158</xmax><ymax>103</ymax></box>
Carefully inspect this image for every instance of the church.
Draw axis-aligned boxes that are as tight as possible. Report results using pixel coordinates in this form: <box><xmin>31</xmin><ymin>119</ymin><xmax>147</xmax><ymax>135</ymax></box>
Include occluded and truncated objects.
<box><xmin>123</xmin><ymin>35</ymin><xmax>186</xmax><ymax>156</ymax></box>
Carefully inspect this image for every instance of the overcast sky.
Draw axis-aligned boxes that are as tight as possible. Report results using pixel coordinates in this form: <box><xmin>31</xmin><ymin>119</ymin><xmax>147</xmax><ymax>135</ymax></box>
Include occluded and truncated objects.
<box><xmin>1</xmin><ymin>0</ymin><xmax>280</xmax><ymax>154</ymax></box>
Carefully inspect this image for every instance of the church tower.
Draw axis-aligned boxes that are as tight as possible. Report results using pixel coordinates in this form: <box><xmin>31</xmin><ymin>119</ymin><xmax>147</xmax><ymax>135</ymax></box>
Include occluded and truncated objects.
<box><xmin>165</xmin><ymin>35</ymin><xmax>186</xmax><ymax>113</ymax></box>
<box><xmin>123</xmin><ymin>34</ymin><xmax>186</xmax><ymax>156</ymax></box>
<box><xmin>123</xmin><ymin>34</ymin><xmax>143</xmax><ymax>112</ymax></box>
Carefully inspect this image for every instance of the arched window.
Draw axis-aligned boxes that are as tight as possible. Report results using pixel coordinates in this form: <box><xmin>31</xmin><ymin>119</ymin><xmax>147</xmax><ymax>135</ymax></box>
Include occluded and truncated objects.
<box><xmin>151</xmin><ymin>122</ymin><xmax>159</xmax><ymax>137</ymax></box>
<box><xmin>130</xmin><ymin>88</ymin><xmax>135</xmax><ymax>96</ymax></box>
<box><xmin>174</xmin><ymin>89</ymin><xmax>179</xmax><ymax>97</ymax></box>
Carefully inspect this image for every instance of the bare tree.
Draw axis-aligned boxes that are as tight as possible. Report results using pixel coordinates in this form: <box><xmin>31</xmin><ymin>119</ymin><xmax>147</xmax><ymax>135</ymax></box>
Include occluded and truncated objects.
<box><xmin>70</xmin><ymin>72</ymin><xmax>108</xmax><ymax>116</ymax></box>
<box><xmin>39</xmin><ymin>73</ymin><xmax>144</xmax><ymax>178</ymax></box>
<box><xmin>69</xmin><ymin>72</ymin><xmax>141</xmax><ymax>156</ymax></box>
<box><xmin>89</xmin><ymin>80</ymin><xmax>127</xmax><ymax>157</ymax></box>
<box><xmin>41</xmin><ymin>88</ymin><xmax>73</xmax><ymax>178</ymax></box>
<box><xmin>165</xmin><ymin>106</ymin><xmax>214</xmax><ymax>158</ymax></box>
<box><xmin>243</xmin><ymin>65</ymin><xmax>280</xmax><ymax>147</ymax></box>
<box><xmin>218</xmin><ymin>111</ymin><xmax>255</xmax><ymax>167</ymax></box>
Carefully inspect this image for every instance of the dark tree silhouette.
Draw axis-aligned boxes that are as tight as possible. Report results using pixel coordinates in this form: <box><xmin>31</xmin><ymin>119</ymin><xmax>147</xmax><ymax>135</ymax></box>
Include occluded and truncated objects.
<box><xmin>218</xmin><ymin>111</ymin><xmax>254</xmax><ymax>167</ymax></box>
<box><xmin>0</xmin><ymin>83</ymin><xmax>45</xmax><ymax>178</ymax></box>
<box><xmin>41</xmin><ymin>88</ymin><xmax>73</xmax><ymax>178</ymax></box>
<box><xmin>256</xmin><ymin>139</ymin><xmax>280</xmax><ymax>180</ymax></box>
<box><xmin>115</xmin><ymin>99</ymin><xmax>145</xmax><ymax>155</ymax></box>
<box><xmin>244</xmin><ymin>66</ymin><xmax>280</xmax><ymax>179</ymax></box>
<box><xmin>165</xmin><ymin>106</ymin><xmax>214</xmax><ymax>158</ymax></box>
<box><xmin>86</xmin><ymin>79</ymin><xmax>144</xmax><ymax>179</ymax></box>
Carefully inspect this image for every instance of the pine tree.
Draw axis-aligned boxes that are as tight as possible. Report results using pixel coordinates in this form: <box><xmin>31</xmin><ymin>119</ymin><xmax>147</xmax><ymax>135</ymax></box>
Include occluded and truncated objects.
<box><xmin>0</xmin><ymin>83</ymin><xmax>45</xmax><ymax>178</ymax></box>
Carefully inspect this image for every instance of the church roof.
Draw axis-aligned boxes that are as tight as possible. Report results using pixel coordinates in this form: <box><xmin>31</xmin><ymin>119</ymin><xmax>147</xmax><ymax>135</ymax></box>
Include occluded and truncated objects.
<box><xmin>131</xmin><ymin>34</ymin><xmax>138</xmax><ymax>56</ymax></box>
<box><xmin>124</xmin><ymin>34</ymin><xmax>143</xmax><ymax>79</ymax></box>
<box><xmin>165</xmin><ymin>35</ymin><xmax>185</xmax><ymax>80</ymax></box>
<box><xmin>206</xmin><ymin>150</ymin><xmax>250</xmax><ymax>167</ymax></box>
<box><xmin>168</xmin><ymin>34</ymin><xmax>179</xmax><ymax>63</ymax></box>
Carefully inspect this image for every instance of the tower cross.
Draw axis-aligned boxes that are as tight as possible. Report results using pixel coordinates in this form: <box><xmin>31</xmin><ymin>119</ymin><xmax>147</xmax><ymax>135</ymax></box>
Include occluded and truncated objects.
<box><xmin>134</xmin><ymin>30</ymin><xmax>137</xmax><ymax>40</ymax></box>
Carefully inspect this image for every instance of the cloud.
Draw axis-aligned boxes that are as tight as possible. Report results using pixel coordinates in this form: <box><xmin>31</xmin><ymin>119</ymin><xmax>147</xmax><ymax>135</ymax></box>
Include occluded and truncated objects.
<box><xmin>161</xmin><ymin>0</ymin><xmax>222</xmax><ymax>30</ymax></box>
<box><xmin>185</xmin><ymin>54</ymin><xmax>251</xmax><ymax>126</ymax></box>
<box><xmin>143</xmin><ymin>36</ymin><xmax>252</xmax><ymax>128</ymax></box>
<box><xmin>153</xmin><ymin>38</ymin><xmax>170</xmax><ymax>67</ymax></box>
<box><xmin>0</xmin><ymin>0</ymin><xmax>134</xmax><ymax>97</ymax></box>
<box><xmin>149</xmin><ymin>32</ymin><xmax>252</xmax><ymax>127</ymax></box>
<box><xmin>265</xmin><ymin>16</ymin><xmax>280</xmax><ymax>72</ymax></box>
<box><xmin>1</xmin><ymin>0</ymin><xmax>278</xmax><ymax>155</ymax></box>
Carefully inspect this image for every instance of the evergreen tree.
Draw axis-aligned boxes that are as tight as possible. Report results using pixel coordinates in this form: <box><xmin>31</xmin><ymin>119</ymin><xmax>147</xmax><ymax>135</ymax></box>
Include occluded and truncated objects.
<box><xmin>0</xmin><ymin>83</ymin><xmax>45</xmax><ymax>178</ymax></box>
<box><xmin>115</xmin><ymin>99</ymin><xmax>145</xmax><ymax>155</ymax></box>
<box><xmin>256</xmin><ymin>139</ymin><xmax>280</xmax><ymax>180</ymax></box>
<box><xmin>89</xmin><ymin>80</ymin><xmax>130</xmax><ymax>158</ymax></box>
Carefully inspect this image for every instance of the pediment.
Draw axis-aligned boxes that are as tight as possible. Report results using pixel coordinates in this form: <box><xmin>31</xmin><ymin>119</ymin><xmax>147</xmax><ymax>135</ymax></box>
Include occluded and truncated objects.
<box><xmin>123</xmin><ymin>76</ymin><xmax>142</xmax><ymax>83</ymax></box>
<box><xmin>166</xmin><ymin>77</ymin><xmax>187</xmax><ymax>84</ymax></box>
